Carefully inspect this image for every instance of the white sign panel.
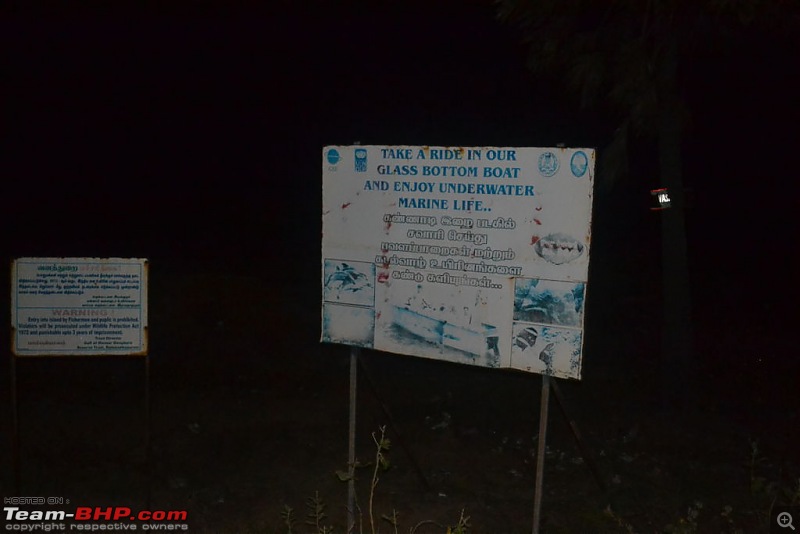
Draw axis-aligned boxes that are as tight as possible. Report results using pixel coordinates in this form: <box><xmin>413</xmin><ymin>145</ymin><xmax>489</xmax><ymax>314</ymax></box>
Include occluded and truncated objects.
<box><xmin>322</xmin><ymin>146</ymin><xmax>594</xmax><ymax>379</ymax></box>
<box><xmin>11</xmin><ymin>258</ymin><xmax>149</xmax><ymax>356</ymax></box>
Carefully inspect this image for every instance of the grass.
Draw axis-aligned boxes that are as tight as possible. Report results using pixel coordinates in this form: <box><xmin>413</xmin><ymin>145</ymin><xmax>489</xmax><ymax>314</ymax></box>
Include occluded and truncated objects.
<box><xmin>599</xmin><ymin>435</ymin><xmax>800</xmax><ymax>533</ymax></box>
<box><xmin>279</xmin><ymin>425</ymin><xmax>470</xmax><ymax>534</ymax></box>
<box><xmin>269</xmin><ymin>424</ymin><xmax>799</xmax><ymax>534</ymax></box>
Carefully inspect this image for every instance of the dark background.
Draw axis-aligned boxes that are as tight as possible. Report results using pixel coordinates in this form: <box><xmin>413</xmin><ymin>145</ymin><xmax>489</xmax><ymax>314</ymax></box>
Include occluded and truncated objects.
<box><xmin>3</xmin><ymin>0</ymin><xmax>796</xmax><ymax>381</ymax></box>
<box><xmin>2</xmin><ymin>1</ymin><xmax>798</xmax><ymax>531</ymax></box>
<box><xmin>4</xmin><ymin>2</ymin><xmax>797</xmax><ymax>263</ymax></box>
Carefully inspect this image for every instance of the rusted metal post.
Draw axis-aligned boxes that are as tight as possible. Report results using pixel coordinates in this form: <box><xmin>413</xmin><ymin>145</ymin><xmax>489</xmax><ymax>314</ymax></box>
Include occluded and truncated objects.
<box><xmin>347</xmin><ymin>347</ymin><xmax>358</xmax><ymax>532</ymax></box>
<box><xmin>532</xmin><ymin>374</ymin><xmax>550</xmax><ymax>534</ymax></box>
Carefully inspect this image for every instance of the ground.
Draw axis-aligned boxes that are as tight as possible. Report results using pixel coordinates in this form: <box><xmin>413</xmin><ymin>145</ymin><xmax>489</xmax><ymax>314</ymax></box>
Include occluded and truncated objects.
<box><xmin>1</xmin><ymin>259</ymin><xmax>797</xmax><ymax>533</ymax></box>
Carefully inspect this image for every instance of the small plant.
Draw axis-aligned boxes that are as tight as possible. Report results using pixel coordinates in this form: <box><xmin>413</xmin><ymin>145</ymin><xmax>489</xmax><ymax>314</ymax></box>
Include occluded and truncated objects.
<box><xmin>405</xmin><ymin>509</ymin><xmax>470</xmax><ymax>534</ymax></box>
<box><xmin>306</xmin><ymin>491</ymin><xmax>334</xmax><ymax>533</ymax></box>
<box><xmin>335</xmin><ymin>425</ymin><xmax>469</xmax><ymax>534</ymax></box>
<box><xmin>719</xmin><ymin>504</ymin><xmax>744</xmax><ymax>534</ymax></box>
<box><xmin>368</xmin><ymin>426</ymin><xmax>392</xmax><ymax>534</ymax></box>
<box><xmin>744</xmin><ymin>437</ymin><xmax>800</xmax><ymax>528</ymax></box>
<box><xmin>280</xmin><ymin>504</ymin><xmax>297</xmax><ymax>534</ymax></box>
<box><xmin>663</xmin><ymin>501</ymin><xmax>703</xmax><ymax>534</ymax></box>
<box><xmin>445</xmin><ymin>509</ymin><xmax>471</xmax><ymax>534</ymax></box>
<box><xmin>381</xmin><ymin>510</ymin><xmax>400</xmax><ymax>534</ymax></box>
<box><xmin>283</xmin><ymin>426</ymin><xmax>470</xmax><ymax>533</ymax></box>
<box><xmin>748</xmin><ymin>439</ymin><xmax>770</xmax><ymax>499</ymax></box>
<box><xmin>603</xmin><ymin>505</ymin><xmax>636</xmax><ymax>534</ymax></box>
<box><xmin>789</xmin><ymin>478</ymin><xmax>800</xmax><ymax>505</ymax></box>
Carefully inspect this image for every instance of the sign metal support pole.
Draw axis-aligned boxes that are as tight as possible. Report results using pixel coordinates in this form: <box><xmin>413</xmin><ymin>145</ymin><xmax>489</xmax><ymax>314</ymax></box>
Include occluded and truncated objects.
<box><xmin>347</xmin><ymin>140</ymin><xmax>361</xmax><ymax>533</ymax></box>
<box><xmin>532</xmin><ymin>374</ymin><xmax>551</xmax><ymax>534</ymax></box>
<box><xmin>145</xmin><ymin>354</ymin><xmax>152</xmax><ymax>510</ymax></box>
<box><xmin>347</xmin><ymin>347</ymin><xmax>359</xmax><ymax>532</ymax></box>
<box><xmin>11</xmin><ymin>353</ymin><xmax>21</xmax><ymax>494</ymax></box>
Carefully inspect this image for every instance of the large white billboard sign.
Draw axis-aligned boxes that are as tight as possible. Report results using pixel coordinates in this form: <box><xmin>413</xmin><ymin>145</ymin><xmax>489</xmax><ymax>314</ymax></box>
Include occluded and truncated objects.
<box><xmin>321</xmin><ymin>146</ymin><xmax>594</xmax><ymax>379</ymax></box>
<box><xmin>11</xmin><ymin>258</ymin><xmax>149</xmax><ymax>356</ymax></box>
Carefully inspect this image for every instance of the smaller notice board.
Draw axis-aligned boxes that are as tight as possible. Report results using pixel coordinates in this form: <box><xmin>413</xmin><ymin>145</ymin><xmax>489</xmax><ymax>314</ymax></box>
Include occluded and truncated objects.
<box><xmin>321</xmin><ymin>145</ymin><xmax>595</xmax><ymax>380</ymax></box>
<box><xmin>11</xmin><ymin>258</ymin><xmax>149</xmax><ymax>356</ymax></box>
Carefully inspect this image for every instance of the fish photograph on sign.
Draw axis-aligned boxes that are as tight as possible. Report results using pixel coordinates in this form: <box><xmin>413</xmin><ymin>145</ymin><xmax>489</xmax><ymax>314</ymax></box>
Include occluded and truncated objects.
<box><xmin>321</xmin><ymin>259</ymin><xmax>376</xmax><ymax>347</ymax></box>
<box><xmin>323</xmin><ymin>260</ymin><xmax>374</xmax><ymax>306</ymax></box>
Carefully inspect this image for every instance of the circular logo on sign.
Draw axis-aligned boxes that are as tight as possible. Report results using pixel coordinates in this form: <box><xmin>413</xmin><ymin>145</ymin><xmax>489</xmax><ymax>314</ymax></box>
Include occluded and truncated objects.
<box><xmin>326</xmin><ymin>149</ymin><xmax>341</xmax><ymax>165</ymax></box>
<box><xmin>538</xmin><ymin>152</ymin><xmax>559</xmax><ymax>177</ymax></box>
<box><xmin>570</xmin><ymin>151</ymin><xmax>588</xmax><ymax>177</ymax></box>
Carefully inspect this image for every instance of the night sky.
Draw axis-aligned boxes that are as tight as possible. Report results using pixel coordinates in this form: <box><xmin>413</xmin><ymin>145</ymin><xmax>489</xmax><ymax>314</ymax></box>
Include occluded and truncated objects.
<box><xmin>6</xmin><ymin>2</ymin><xmax>552</xmax><ymax>261</ymax></box>
<box><xmin>3</xmin><ymin>2</ymin><xmax>797</xmax><ymax>358</ymax></box>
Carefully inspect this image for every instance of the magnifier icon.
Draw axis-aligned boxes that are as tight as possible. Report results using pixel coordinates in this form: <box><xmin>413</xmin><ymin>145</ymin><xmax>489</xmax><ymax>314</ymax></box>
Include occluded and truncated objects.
<box><xmin>778</xmin><ymin>512</ymin><xmax>796</xmax><ymax>530</ymax></box>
